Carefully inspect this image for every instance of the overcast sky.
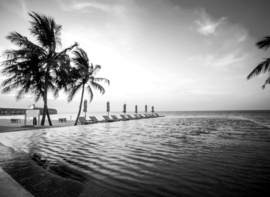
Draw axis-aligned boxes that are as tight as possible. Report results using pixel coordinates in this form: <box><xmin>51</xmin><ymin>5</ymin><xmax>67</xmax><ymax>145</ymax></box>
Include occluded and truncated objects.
<box><xmin>0</xmin><ymin>0</ymin><xmax>270</xmax><ymax>113</ymax></box>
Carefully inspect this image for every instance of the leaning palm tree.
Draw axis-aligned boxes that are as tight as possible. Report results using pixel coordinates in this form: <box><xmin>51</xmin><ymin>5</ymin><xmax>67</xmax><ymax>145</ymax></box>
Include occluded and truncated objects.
<box><xmin>66</xmin><ymin>48</ymin><xmax>110</xmax><ymax>126</ymax></box>
<box><xmin>1</xmin><ymin>12</ymin><xmax>77</xmax><ymax>126</ymax></box>
<box><xmin>247</xmin><ymin>36</ymin><xmax>270</xmax><ymax>89</ymax></box>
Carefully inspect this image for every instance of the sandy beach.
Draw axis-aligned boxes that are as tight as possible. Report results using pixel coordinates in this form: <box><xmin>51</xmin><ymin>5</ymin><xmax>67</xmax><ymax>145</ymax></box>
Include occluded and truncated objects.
<box><xmin>0</xmin><ymin>119</ymin><xmax>76</xmax><ymax>133</ymax></box>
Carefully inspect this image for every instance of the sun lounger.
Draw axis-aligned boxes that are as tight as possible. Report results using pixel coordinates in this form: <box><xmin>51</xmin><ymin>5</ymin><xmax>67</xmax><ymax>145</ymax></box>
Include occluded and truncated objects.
<box><xmin>144</xmin><ymin>114</ymin><xmax>152</xmax><ymax>118</ymax></box>
<box><xmin>138</xmin><ymin>114</ymin><xmax>147</xmax><ymax>119</ymax></box>
<box><xmin>120</xmin><ymin>115</ymin><xmax>130</xmax><ymax>120</ymax></box>
<box><xmin>127</xmin><ymin>115</ymin><xmax>136</xmax><ymax>119</ymax></box>
<box><xmin>89</xmin><ymin>116</ymin><xmax>107</xmax><ymax>123</ymax></box>
<box><xmin>103</xmin><ymin>115</ymin><xmax>118</xmax><ymax>122</ymax></box>
<box><xmin>152</xmin><ymin>113</ymin><xmax>158</xmax><ymax>117</ymax></box>
<box><xmin>134</xmin><ymin>114</ymin><xmax>141</xmax><ymax>119</ymax></box>
<box><xmin>148</xmin><ymin>114</ymin><xmax>157</xmax><ymax>118</ymax></box>
<box><xmin>155</xmin><ymin>113</ymin><xmax>165</xmax><ymax>117</ymax></box>
<box><xmin>111</xmin><ymin>115</ymin><xmax>124</xmax><ymax>121</ymax></box>
<box><xmin>78</xmin><ymin>117</ymin><xmax>97</xmax><ymax>125</ymax></box>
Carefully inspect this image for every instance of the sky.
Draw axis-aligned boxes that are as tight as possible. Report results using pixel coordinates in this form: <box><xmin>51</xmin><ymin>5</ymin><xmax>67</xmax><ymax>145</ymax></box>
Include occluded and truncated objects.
<box><xmin>0</xmin><ymin>0</ymin><xmax>270</xmax><ymax>113</ymax></box>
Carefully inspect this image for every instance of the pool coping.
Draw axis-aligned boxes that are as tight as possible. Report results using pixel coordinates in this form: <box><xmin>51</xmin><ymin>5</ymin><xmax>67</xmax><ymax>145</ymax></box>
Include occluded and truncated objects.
<box><xmin>0</xmin><ymin>167</ymin><xmax>34</xmax><ymax>197</ymax></box>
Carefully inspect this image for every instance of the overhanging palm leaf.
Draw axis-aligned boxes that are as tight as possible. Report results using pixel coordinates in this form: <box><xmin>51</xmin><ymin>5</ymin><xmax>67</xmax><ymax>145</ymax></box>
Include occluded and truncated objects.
<box><xmin>247</xmin><ymin>35</ymin><xmax>270</xmax><ymax>88</ymax></box>
<box><xmin>247</xmin><ymin>58</ymin><xmax>270</xmax><ymax>79</ymax></box>
<box><xmin>256</xmin><ymin>36</ymin><xmax>270</xmax><ymax>50</ymax></box>
<box><xmin>262</xmin><ymin>74</ymin><xmax>270</xmax><ymax>89</ymax></box>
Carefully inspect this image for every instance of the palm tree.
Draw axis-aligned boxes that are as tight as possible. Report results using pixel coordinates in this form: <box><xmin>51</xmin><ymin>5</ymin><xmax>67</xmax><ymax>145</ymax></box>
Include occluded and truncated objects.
<box><xmin>247</xmin><ymin>36</ymin><xmax>270</xmax><ymax>89</ymax></box>
<box><xmin>1</xmin><ymin>12</ymin><xmax>77</xmax><ymax>126</ymax></box>
<box><xmin>66</xmin><ymin>48</ymin><xmax>110</xmax><ymax>126</ymax></box>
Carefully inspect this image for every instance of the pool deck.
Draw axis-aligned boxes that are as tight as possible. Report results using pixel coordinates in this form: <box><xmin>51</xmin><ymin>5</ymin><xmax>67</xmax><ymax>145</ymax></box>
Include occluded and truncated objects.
<box><xmin>0</xmin><ymin>167</ymin><xmax>34</xmax><ymax>197</ymax></box>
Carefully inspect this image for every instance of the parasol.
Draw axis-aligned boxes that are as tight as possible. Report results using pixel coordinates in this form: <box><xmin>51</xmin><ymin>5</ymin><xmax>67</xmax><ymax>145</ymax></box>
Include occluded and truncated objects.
<box><xmin>83</xmin><ymin>99</ymin><xmax>87</xmax><ymax>117</ymax></box>
<box><xmin>107</xmin><ymin>101</ymin><xmax>110</xmax><ymax>116</ymax></box>
<box><xmin>123</xmin><ymin>104</ymin><xmax>126</xmax><ymax>115</ymax></box>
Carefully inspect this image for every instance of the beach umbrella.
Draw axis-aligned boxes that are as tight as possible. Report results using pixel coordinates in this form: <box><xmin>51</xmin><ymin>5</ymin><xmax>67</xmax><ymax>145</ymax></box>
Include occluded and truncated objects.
<box><xmin>145</xmin><ymin>105</ymin><xmax>147</xmax><ymax>113</ymax></box>
<box><xmin>107</xmin><ymin>101</ymin><xmax>110</xmax><ymax>116</ymax></box>
<box><xmin>152</xmin><ymin>106</ymin><xmax>154</xmax><ymax>113</ymax></box>
<box><xmin>83</xmin><ymin>99</ymin><xmax>87</xmax><ymax>117</ymax></box>
<box><xmin>135</xmin><ymin>105</ymin><xmax>138</xmax><ymax>114</ymax></box>
<box><xmin>123</xmin><ymin>104</ymin><xmax>126</xmax><ymax>115</ymax></box>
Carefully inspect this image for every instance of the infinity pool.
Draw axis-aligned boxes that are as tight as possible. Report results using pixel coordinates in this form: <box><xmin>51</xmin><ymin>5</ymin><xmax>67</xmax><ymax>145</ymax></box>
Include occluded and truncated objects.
<box><xmin>1</xmin><ymin>116</ymin><xmax>270</xmax><ymax>196</ymax></box>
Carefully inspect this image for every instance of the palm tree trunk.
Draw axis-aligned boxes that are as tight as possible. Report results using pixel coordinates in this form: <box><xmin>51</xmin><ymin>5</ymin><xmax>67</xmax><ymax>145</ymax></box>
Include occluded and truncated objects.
<box><xmin>41</xmin><ymin>66</ymin><xmax>53</xmax><ymax>126</ymax></box>
<box><xmin>41</xmin><ymin>91</ymin><xmax>47</xmax><ymax>126</ymax></box>
<box><xmin>74</xmin><ymin>85</ymin><xmax>85</xmax><ymax>126</ymax></box>
<box><xmin>46</xmin><ymin>108</ymin><xmax>52</xmax><ymax>126</ymax></box>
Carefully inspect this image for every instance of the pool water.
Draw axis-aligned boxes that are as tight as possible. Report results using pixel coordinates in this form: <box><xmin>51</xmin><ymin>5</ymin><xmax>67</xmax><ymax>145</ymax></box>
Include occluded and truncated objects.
<box><xmin>1</xmin><ymin>113</ymin><xmax>270</xmax><ymax>196</ymax></box>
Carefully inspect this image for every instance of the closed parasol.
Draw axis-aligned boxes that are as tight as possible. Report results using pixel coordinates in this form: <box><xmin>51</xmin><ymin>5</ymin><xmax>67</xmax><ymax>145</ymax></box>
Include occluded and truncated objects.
<box><xmin>145</xmin><ymin>105</ymin><xmax>147</xmax><ymax>114</ymax></box>
<box><xmin>107</xmin><ymin>101</ymin><xmax>110</xmax><ymax>116</ymax></box>
<box><xmin>83</xmin><ymin>99</ymin><xmax>87</xmax><ymax>117</ymax></box>
<box><xmin>135</xmin><ymin>105</ymin><xmax>138</xmax><ymax>114</ymax></box>
<box><xmin>123</xmin><ymin>104</ymin><xmax>126</xmax><ymax>115</ymax></box>
<box><xmin>152</xmin><ymin>106</ymin><xmax>154</xmax><ymax>113</ymax></box>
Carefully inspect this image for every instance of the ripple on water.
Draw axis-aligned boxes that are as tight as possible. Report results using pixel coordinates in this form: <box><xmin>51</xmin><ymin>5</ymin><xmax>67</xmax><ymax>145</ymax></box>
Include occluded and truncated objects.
<box><xmin>0</xmin><ymin>116</ymin><xmax>270</xmax><ymax>196</ymax></box>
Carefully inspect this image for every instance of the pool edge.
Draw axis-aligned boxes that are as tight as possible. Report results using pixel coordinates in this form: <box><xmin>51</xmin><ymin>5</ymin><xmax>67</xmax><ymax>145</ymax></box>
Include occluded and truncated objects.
<box><xmin>0</xmin><ymin>167</ymin><xmax>34</xmax><ymax>197</ymax></box>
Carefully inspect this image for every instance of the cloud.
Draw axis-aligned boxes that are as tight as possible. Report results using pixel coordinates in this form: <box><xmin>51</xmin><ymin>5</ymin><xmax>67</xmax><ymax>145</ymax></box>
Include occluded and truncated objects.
<box><xmin>55</xmin><ymin>0</ymin><xmax>127</xmax><ymax>15</ymax></box>
<box><xmin>206</xmin><ymin>51</ymin><xmax>249</xmax><ymax>68</ymax></box>
<box><xmin>0</xmin><ymin>0</ymin><xmax>28</xmax><ymax>20</ymax></box>
<box><xmin>56</xmin><ymin>0</ymin><xmax>137</xmax><ymax>53</ymax></box>
<box><xmin>187</xmin><ymin>51</ymin><xmax>249</xmax><ymax>69</ymax></box>
<box><xmin>194</xmin><ymin>9</ymin><xmax>226</xmax><ymax>36</ymax></box>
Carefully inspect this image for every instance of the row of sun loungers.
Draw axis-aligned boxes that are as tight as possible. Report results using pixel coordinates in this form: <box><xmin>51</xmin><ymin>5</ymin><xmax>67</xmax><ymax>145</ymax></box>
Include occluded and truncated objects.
<box><xmin>78</xmin><ymin>113</ymin><xmax>164</xmax><ymax>125</ymax></box>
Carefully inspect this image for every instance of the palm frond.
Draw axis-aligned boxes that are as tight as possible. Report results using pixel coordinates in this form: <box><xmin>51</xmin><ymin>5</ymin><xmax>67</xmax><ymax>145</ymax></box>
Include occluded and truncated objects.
<box><xmin>247</xmin><ymin>58</ymin><xmax>270</xmax><ymax>79</ymax></box>
<box><xmin>57</xmin><ymin>42</ymin><xmax>78</xmax><ymax>58</ymax></box>
<box><xmin>92</xmin><ymin>64</ymin><xmax>101</xmax><ymax>76</ymax></box>
<box><xmin>86</xmin><ymin>85</ymin><xmax>94</xmax><ymax>102</ymax></box>
<box><xmin>33</xmin><ymin>90</ymin><xmax>43</xmax><ymax>102</ymax></box>
<box><xmin>16</xmin><ymin>88</ymin><xmax>27</xmax><ymax>101</ymax></box>
<box><xmin>93</xmin><ymin>77</ymin><xmax>110</xmax><ymax>86</ymax></box>
<box><xmin>29</xmin><ymin>11</ymin><xmax>62</xmax><ymax>52</ymax></box>
<box><xmin>90</xmin><ymin>81</ymin><xmax>105</xmax><ymax>95</ymax></box>
<box><xmin>67</xmin><ymin>82</ymin><xmax>83</xmax><ymax>102</ymax></box>
<box><xmin>256</xmin><ymin>36</ymin><xmax>270</xmax><ymax>50</ymax></box>
<box><xmin>71</xmin><ymin>47</ymin><xmax>89</xmax><ymax>68</ymax></box>
<box><xmin>262</xmin><ymin>74</ymin><xmax>270</xmax><ymax>89</ymax></box>
<box><xmin>5</xmin><ymin>31</ymin><xmax>46</xmax><ymax>54</ymax></box>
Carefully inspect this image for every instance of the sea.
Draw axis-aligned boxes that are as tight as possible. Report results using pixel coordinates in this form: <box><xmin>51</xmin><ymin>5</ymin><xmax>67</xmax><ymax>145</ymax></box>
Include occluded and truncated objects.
<box><xmin>0</xmin><ymin>110</ymin><xmax>270</xmax><ymax>196</ymax></box>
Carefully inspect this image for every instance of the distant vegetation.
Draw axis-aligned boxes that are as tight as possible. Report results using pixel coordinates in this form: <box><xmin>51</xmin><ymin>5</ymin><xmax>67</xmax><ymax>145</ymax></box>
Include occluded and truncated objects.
<box><xmin>247</xmin><ymin>36</ymin><xmax>270</xmax><ymax>89</ymax></box>
<box><xmin>0</xmin><ymin>12</ymin><xmax>109</xmax><ymax>126</ymax></box>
